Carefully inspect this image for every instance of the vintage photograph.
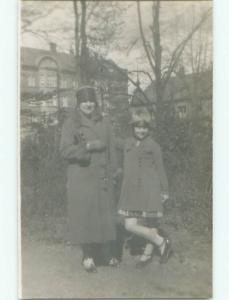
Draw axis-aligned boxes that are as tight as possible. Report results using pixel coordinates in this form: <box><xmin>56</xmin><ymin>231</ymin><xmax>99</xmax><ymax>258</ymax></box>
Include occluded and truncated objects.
<box><xmin>20</xmin><ymin>0</ymin><xmax>212</xmax><ymax>298</ymax></box>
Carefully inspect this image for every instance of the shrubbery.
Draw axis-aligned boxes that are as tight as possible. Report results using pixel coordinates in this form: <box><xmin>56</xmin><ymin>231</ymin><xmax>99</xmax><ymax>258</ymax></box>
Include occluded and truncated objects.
<box><xmin>21</xmin><ymin>115</ymin><xmax>212</xmax><ymax>236</ymax></box>
<box><xmin>160</xmin><ymin>117</ymin><xmax>212</xmax><ymax>234</ymax></box>
<box><xmin>21</xmin><ymin>124</ymin><xmax>67</xmax><ymax>220</ymax></box>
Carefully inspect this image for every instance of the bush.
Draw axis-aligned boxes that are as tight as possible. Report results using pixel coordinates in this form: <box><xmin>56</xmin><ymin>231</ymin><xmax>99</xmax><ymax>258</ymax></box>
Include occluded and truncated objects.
<box><xmin>160</xmin><ymin>117</ymin><xmax>212</xmax><ymax>234</ymax></box>
<box><xmin>21</xmin><ymin>124</ymin><xmax>67</xmax><ymax>220</ymax></box>
<box><xmin>21</xmin><ymin>115</ymin><xmax>212</xmax><ymax>237</ymax></box>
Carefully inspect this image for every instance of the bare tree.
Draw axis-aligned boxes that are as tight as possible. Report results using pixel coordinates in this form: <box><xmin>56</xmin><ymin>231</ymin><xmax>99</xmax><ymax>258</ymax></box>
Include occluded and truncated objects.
<box><xmin>175</xmin><ymin>6</ymin><xmax>212</xmax><ymax>119</ymax></box>
<box><xmin>136</xmin><ymin>0</ymin><xmax>212</xmax><ymax>124</ymax></box>
<box><xmin>21</xmin><ymin>4</ymin><xmax>55</xmax><ymax>43</ymax></box>
<box><xmin>72</xmin><ymin>1</ymin><xmax>125</xmax><ymax>84</ymax></box>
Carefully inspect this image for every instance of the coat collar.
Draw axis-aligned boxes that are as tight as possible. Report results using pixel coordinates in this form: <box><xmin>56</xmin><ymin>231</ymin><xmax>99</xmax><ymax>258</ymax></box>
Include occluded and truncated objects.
<box><xmin>70</xmin><ymin>108</ymin><xmax>103</xmax><ymax>128</ymax></box>
<box><xmin>80</xmin><ymin>111</ymin><xmax>96</xmax><ymax>128</ymax></box>
<box><xmin>126</xmin><ymin>135</ymin><xmax>153</xmax><ymax>149</ymax></box>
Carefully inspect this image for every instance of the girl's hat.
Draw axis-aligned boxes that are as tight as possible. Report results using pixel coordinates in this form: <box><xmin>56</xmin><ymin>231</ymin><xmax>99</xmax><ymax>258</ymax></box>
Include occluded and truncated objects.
<box><xmin>130</xmin><ymin>107</ymin><xmax>152</xmax><ymax>126</ymax></box>
<box><xmin>76</xmin><ymin>86</ymin><xmax>97</xmax><ymax>105</ymax></box>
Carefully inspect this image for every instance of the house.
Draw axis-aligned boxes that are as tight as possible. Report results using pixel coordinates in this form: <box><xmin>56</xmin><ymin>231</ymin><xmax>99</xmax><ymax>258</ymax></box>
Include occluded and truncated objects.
<box><xmin>21</xmin><ymin>43</ymin><xmax>128</xmax><ymax>128</ymax></box>
<box><xmin>131</xmin><ymin>70</ymin><xmax>212</xmax><ymax>121</ymax></box>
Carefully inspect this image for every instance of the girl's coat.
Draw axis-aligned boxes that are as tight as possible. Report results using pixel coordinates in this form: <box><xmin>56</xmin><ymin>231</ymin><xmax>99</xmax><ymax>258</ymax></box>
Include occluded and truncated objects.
<box><xmin>118</xmin><ymin>136</ymin><xmax>168</xmax><ymax>214</ymax></box>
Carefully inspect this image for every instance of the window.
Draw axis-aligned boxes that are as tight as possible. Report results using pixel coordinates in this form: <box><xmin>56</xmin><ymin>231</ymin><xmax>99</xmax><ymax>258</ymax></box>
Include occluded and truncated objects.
<box><xmin>61</xmin><ymin>79</ymin><xmax>67</xmax><ymax>89</ymax></box>
<box><xmin>39</xmin><ymin>58</ymin><xmax>57</xmax><ymax>69</ymax></box>
<box><xmin>39</xmin><ymin>71</ymin><xmax>46</xmax><ymax>88</ymax></box>
<box><xmin>47</xmin><ymin>75</ymin><xmax>57</xmax><ymax>88</ymax></box>
<box><xmin>72</xmin><ymin>80</ymin><xmax>78</xmax><ymax>88</ymax></box>
<box><xmin>52</xmin><ymin>95</ymin><xmax>57</xmax><ymax>106</ymax></box>
<box><xmin>62</xmin><ymin>96</ymin><xmax>68</xmax><ymax>107</ymax></box>
<box><xmin>39</xmin><ymin>57</ymin><xmax>58</xmax><ymax>89</ymax></box>
<box><xmin>39</xmin><ymin>70</ymin><xmax>57</xmax><ymax>88</ymax></box>
<box><xmin>28</xmin><ymin>75</ymin><xmax>36</xmax><ymax>87</ymax></box>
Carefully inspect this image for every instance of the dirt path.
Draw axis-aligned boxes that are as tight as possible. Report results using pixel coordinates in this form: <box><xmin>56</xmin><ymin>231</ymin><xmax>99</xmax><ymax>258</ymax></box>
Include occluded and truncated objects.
<box><xmin>20</xmin><ymin>226</ymin><xmax>212</xmax><ymax>299</ymax></box>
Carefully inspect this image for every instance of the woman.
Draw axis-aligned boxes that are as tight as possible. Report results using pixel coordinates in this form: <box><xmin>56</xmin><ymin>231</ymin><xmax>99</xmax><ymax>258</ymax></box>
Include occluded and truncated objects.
<box><xmin>60</xmin><ymin>86</ymin><xmax>119</xmax><ymax>272</ymax></box>
<box><xmin>118</xmin><ymin>112</ymin><xmax>172</xmax><ymax>268</ymax></box>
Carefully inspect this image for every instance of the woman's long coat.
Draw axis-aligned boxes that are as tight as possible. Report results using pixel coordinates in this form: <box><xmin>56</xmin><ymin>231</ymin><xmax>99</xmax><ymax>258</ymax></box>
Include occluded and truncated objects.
<box><xmin>60</xmin><ymin>110</ymin><xmax>118</xmax><ymax>244</ymax></box>
<box><xmin>118</xmin><ymin>136</ymin><xmax>168</xmax><ymax>214</ymax></box>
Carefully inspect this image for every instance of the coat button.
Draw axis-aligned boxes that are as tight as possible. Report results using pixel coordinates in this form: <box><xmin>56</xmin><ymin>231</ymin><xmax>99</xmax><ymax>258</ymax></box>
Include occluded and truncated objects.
<box><xmin>102</xmin><ymin>178</ymin><xmax>108</xmax><ymax>190</ymax></box>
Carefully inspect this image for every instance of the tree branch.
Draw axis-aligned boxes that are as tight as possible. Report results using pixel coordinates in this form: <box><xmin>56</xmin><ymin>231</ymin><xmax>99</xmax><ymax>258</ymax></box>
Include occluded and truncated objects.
<box><xmin>162</xmin><ymin>8</ymin><xmax>212</xmax><ymax>89</ymax></box>
<box><xmin>21</xmin><ymin>29</ymin><xmax>50</xmax><ymax>43</ymax></box>
<box><xmin>129</xmin><ymin>70</ymin><xmax>154</xmax><ymax>85</ymax></box>
<box><xmin>147</xmin><ymin>43</ymin><xmax>156</xmax><ymax>62</ymax></box>
<box><xmin>137</xmin><ymin>1</ymin><xmax>156</xmax><ymax>73</ymax></box>
<box><xmin>102</xmin><ymin>60</ymin><xmax>153</xmax><ymax>110</ymax></box>
<box><xmin>86</xmin><ymin>1</ymin><xmax>98</xmax><ymax>23</ymax></box>
<box><xmin>126</xmin><ymin>37</ymin><xmax>140</xmax><ymax>55</ymax></box>
<box><xmin>21</xmin><ymin>8</ymin><xmax>54</xmax><ymax>32</ymax></box>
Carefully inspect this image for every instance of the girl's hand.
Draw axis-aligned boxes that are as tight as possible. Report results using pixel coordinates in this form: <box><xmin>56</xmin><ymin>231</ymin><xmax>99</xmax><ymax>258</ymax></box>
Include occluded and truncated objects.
<box><xmin>161</xmin><ymin>192</ymin><xmax>169</xmax><ymax>204</ymax></box>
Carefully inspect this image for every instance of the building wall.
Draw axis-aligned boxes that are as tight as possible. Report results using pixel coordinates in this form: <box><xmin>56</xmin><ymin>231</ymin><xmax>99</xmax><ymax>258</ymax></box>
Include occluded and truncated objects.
<box><xmin>21</xmin><ymin>48</ymin><xmax>128</xmax><ymax>128</ymax></box>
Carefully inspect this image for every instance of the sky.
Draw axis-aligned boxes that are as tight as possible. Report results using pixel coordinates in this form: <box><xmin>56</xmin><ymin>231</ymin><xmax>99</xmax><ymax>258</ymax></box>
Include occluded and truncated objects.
<box><xmin>21</xmin><ymin>0</ymin><xmax>212</xmax><ymax>90</ymax></box>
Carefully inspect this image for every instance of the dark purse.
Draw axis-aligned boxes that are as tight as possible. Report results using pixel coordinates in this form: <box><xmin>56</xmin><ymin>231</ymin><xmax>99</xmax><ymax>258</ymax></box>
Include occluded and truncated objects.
<box><xmin>68</xmin><ymin>131</ymin><xmax>91</xmax><ymax>166</ymax></box>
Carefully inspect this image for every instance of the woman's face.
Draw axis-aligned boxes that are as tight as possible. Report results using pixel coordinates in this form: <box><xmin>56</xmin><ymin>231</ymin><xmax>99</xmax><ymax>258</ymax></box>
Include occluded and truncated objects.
<box><xmin>79</xmin><ymin>100</ymin><xmax>96</xmax><ymax>115</ymax></box>
<box><xmin>134</xmin><ymin>125</ymin><xmax>149</xmax><ymax>140</ymax></box>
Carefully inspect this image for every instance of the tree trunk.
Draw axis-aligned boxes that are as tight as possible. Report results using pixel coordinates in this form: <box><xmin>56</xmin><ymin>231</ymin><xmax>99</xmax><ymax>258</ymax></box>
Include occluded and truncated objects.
<box><xmin>152</xmin><ymin>1</ymin><xmax>164</xmax><ymax>126</ymax></box>
<box><xmin>73</xmin><ymin>1</ymin><xmax>80</xmax><ymax>83</ymax></box>
<box><xmin>80</xmin><ymin>0</ymin><xmax>88</xmax><ymax>85</ymax></box>
<box><xmin>73</xmin><ymin>1</ymin><xmax>80</xmax><ymax>59</ymax></box>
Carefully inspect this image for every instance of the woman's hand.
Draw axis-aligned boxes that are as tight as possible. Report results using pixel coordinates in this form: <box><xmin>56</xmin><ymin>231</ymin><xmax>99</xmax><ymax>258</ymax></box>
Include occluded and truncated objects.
<box><xmin>113</xmin><ymin>168</ymin><xmax>123</xmax><ymax>182</ymax></box>
<box><xmin>86</xmin><ymin>140</ymin><xmax>106</xmax><ymax>152</ymax></box>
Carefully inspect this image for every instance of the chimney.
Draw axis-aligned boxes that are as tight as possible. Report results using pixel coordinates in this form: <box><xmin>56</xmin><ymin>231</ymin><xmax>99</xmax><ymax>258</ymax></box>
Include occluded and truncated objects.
<box><xmin>49</xmin><ymin>42</ymin><xmax>57</xmax><ymax>53</ymax></box>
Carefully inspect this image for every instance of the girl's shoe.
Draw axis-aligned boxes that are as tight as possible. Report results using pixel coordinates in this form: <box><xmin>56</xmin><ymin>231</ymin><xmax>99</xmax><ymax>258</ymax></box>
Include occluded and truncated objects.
<box><xmin>159</xmin><ymin>238</ymin><xmax>173</xmax><ymax>264</ymax></box>
<box><xmin>136</xmin><ymin>253</ymin><xmax>153</xmax><ymax>269</ymax></box>
<box><xmin>136</xmin><ymin>242</ymin><xmax>154</xmax><ymax>268</ymax></box>
<box><xmin>108</xmin><ymin>257</ymin><xmax>120</xmax><ymax>267</ymax></box>
<box><xmin>82</xmin><ymin>258</ymin><xmax>97</xmax><ymax>273</ymax></box>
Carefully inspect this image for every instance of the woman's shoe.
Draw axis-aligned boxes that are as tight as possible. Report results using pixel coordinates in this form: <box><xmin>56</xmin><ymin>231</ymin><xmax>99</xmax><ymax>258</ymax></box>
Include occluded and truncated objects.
<box><xmin>159</xmin><ymin>238</ymin><xmax>173</xmax><ymax>264</ymax></box>
<box><xmin>82</xmin><ymin>258</ymin><xmax>97</xmax><ymax>273</ymax></box>
<box><xmin>108</xmin><ymin>257</ymin><xmax>120</xmax><ymax>267</ymax></box>
<box><xmin>136</xmin><ymin>253</ymin><xmax>153</xmax><ymax>269</ymax></box>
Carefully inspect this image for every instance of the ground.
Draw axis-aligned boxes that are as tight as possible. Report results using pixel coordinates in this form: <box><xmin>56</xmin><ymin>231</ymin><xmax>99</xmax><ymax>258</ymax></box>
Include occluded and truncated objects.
<box><xmin>20</xmin><ymin>216</ymin><xmax>212</xmax><ymax>299</ymax></box>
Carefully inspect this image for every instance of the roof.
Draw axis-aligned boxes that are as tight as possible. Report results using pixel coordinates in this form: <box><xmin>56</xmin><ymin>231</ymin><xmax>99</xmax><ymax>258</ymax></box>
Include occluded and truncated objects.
<box><xmin>133</xmin><ymin>70</ymin><xmax>212</xmax><ymax>105</ymax></box>
<box><xmin>21</xmin><ymin>47</ymin><xmax>76</xmax><ymax>72</ymax></box>
<box><xmin>21</xmin><ymin>47</ymin><xmax>127</xmax><ymax>81</ymax></box>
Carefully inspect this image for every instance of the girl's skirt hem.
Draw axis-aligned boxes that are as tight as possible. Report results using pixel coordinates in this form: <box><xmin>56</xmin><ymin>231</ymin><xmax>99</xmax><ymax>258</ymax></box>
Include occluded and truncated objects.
<box><xmin>118</xmin><ymin>209</ymin><xmax>163</xmax><ymax>218</ymax></box>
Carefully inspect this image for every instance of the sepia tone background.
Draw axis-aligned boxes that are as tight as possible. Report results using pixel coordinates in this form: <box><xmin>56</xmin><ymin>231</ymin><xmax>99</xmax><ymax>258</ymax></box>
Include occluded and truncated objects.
<box><xmin>20</xmin><ymin>0</ymin><xmax>212</xmax><ymax>298</ymax></box>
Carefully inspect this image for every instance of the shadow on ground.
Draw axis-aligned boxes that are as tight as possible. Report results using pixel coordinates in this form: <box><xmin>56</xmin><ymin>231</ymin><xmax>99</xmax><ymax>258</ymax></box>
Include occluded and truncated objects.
<box><xmin>20</xmin><ymin>216</ymin><xmax>212</xmax><ymax>299</ymax></box>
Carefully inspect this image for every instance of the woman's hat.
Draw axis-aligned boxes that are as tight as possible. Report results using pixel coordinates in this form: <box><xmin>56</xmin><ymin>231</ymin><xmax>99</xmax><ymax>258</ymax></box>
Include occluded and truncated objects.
<box><xmin>76</xmin><ymin>86</ymin><xmax>97</xmax><ymax>104</ymax></box>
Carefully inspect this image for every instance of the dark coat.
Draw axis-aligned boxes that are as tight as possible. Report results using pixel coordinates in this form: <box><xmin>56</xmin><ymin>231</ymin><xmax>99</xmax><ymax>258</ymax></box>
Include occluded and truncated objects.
<box><xmin>60</xmin><ymin>110</ymin><xmax>118</xmax><ymax>244</ymax></box>
<box><xmin>118</xmin><ymin>136</ymin><xmax>168</xmax><ymax>214</ymax></box>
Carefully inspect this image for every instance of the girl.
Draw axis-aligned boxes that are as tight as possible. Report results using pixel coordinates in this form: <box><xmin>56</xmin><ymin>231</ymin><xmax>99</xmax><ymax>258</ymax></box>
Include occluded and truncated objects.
<box><xmin>118</xmin><ymin>114</ymin><xmax>172</xmax><ymax>268</ymax></box>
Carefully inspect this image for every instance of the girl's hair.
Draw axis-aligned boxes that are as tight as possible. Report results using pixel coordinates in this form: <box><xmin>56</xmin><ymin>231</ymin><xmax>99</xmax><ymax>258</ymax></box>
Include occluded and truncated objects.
<box><xmin>132</xmin><ymin>120</ymin><xmax>150</xmax><ymax>128</ymax></box>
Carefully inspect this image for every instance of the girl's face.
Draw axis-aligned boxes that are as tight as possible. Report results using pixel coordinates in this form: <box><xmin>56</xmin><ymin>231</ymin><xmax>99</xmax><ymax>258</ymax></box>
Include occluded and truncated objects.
<box><xmin>79</xmin><ymin>100</ymin><xmax>96</xmax><ymax>115</ymax></box>
<box><xmin>134</xmin><ymin>125</ymin><xmax>149</xmax><ymax>140</ymax></box>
